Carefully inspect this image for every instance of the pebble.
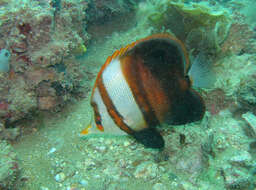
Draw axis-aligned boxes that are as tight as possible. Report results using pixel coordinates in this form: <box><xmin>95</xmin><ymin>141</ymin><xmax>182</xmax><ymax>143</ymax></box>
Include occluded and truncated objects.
<box><xmin>55</xmin><ymin>172</ymin><xmax>66</xmax><ymax>182</ymax></box>
<box><xmin>123</xmin><ymin>140</ymin><xmax>131</xmax><ymax>146</ymax></box>
<box><xmin>79</xmin><ymin>179</ymin><xmax>88</xmax><ymax>187</ymax></box>
<box><xmin>175</xmin><ymin>149</ymin><xmax>204</xmax><ymax>175</ymax></box>
<box><xmin>47</xmin><ymin>147</ymin><xmax>57</xmax><ymax>155</ymax></box>
<box><xmin>105</xmin><ymin>139</ymin><xmax>113</xmax><ymax>145</ymax></box>
<box><xmin>95</xmin><ymin>145</ymin><xmax>106</xmax><ymax>152</ymax></box>
<box><xmin>129</xmin><ymin>144</ymin><xmax>137</xmax><ymax>150</ymax></box>
<box><xmin>84</xmin><ymin>159</ymin><xmax>96</xmax><ymax>170</ymax></box>
<box><xmin>118</xmin><ymin>159</ymin><xmax>127</xmax><ymax>168</ymax></box>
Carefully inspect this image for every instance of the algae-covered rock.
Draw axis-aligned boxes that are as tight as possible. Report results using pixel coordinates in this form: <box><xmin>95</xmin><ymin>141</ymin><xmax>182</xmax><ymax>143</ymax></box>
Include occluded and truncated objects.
<box><xmin>0</xmin><ymin>140</ymin><xmax>20</xmax><ymax>190</ymax></box>
<box><xmin>137</xmin><ymin>0</ymin><xmax>231</xmax><ymax>55</ymax></box>
<box><xmin>223</xmin><ymin>167</ymin><xmax>252</xmax><ymax>190</ymax></box>
<box><xmin>215</xmin><ymin>54</ymin><xmax>256</xmax><ymax>96</ymax></box>
<box><xmin>0</xmin><ymin>0</ymin><xmax>90</xmax><ymax>124</ymax></box>
<box><xmin>237</xmin><ymin>76</ymin><xmax>256</xmax><ymax>106</ymax></box>
<box><xmin>242</xmin><ymin>112</ymin><xmax>256</xmax><ymax>138</ymax></box>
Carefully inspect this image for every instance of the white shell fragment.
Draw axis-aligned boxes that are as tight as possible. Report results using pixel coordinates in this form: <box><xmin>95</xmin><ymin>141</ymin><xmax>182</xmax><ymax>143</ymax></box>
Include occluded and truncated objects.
<box><xmin>47</xmin><ymin>147</ymin><xmax>57</xmax><ymax>155</ymax></box>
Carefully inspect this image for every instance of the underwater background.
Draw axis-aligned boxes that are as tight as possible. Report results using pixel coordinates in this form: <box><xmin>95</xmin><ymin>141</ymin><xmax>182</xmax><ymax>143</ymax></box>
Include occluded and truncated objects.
<box><xmin>0</xmin><ymin>0</ymin><xmax>256</xmax><ymax>189</ymax></box>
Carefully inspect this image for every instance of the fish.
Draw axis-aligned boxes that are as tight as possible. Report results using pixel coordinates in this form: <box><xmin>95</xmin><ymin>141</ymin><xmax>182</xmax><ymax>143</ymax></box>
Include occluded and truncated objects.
<box><xmin>81</xmin><ymin>33</ymin><xmax>212</xmax><ymax>149</ymax></box>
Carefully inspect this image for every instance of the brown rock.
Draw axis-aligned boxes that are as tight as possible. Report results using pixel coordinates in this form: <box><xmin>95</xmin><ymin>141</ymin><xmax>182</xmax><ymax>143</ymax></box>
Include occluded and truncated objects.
<box><xmin>38</xmin><ymin>96</ymin><xmax>57</xmax><ymax>110</ymax></box>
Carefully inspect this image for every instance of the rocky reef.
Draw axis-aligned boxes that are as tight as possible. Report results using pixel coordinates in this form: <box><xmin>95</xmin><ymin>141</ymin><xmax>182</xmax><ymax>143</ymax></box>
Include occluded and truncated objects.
<box><xmin>0</xmin><ymin>0</ymin><xmax>256</xmax><ymax>189</ymax></box>
<box><xmin>0</xmin><ymin>140</ymin><xmax>20</xmax><ymax>190</ymax></box>
<box><xmin>0</xmin><ymin>0</ymin><xmax>89</xmax><ymax>126</ymax></box>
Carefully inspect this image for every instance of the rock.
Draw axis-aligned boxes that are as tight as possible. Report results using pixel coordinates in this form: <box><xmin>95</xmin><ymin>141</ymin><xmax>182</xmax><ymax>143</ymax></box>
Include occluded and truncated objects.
<box><xmin>242</xmin><ymin>112</ymin><xmax>256</xmax><ymax>138</ymax></box>
<box><xmin>55</xmin><ymin>172</ymin><xmax>66</xmax><ymax>182</ymax></box>
<box><xmin>0</xmin><ymin>0</ymin><xmax>90</xmax><ymax>123</ymax></box>
<box><xmin>38</xmin><ymin>96</ymin><xmax>58</xmax><ymax>110</ymax></box>
<box><xmin>237</xmin><ymin>77</ymin><xmax>256</xmax><ymax>105</ymax></box>
<box><xmin>175</xmin><ymin>148</ymin><xmax>205</xmax><ymax>176</ymax></box>
<box><xmin>5</xmin><ymin>128</ymin><xmax>21</xmax><ymax>141</ymax></box>
<box><xmin>223</xmin><ymin>168</ymin><xmax>252</xmax><ymax>190</ymax></box>
<box><xmin>36</xmin><ymin>82</ymin><xmax>56</xmax><ymax>97</ymax></box>
<box><xmin>0</xmin><ymin>140</ymin><xmax>20</xmax><ymax>189</ymax></box>
<box><xmin>102</xmin><ymin>166</ymin><xmax>122</xmax><ymax>181</ymax></box>
<box><xmin>95</xmin><ymin>145</ymin><xmax>107</xmax><ymax>153</ymax></box>
<box><xmin>134</xmin><ymin>161</ymin><xmax>158</xmax><ymax>179</ymax></box>
<box><xmin>229</xmin><ymin>151</ymin><xmax>252</xmax><ymax>168</ymax></box>
<box><xmin>249</xmin><ymin>141</ymin><xmax>256</xmax><ymax>153</ymax></box>
<box><xmin>25</xmin><ymin>68</ymin><xmax>56</xmax><ymax>87</ymax></box>
<box><xmin>123</xmin><ymin>140</ymin><xmax>131</xmax><ymax>147</ymax></box>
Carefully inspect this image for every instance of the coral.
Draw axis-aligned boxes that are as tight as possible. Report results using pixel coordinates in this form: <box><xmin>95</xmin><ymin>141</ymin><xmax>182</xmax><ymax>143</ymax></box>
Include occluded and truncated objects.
<box><xmin>7</xmin><ymin>75</ymin><xmax>37</xmax><ymax>122</ymax></box>
<box><xmin>204</xmin><ymin>88</ymin><xmax>234</xmax><ymax>115</ymax></box>
<box><xmin>0</xmin><ymin>121</ymin><xmax>20</xmax><ymax>141</ymax></box>
<box><xmin>136</xmin><ymin>0</ymin><xmax>231</xmax><ymax>55</ymax></box>
<box><xmin>221</xmin><ymin>22</ymin><xmax>255</xmax><ymax>55</ymax></box>
<box><xmin>38</xmin><ymin>96</ymin><xmax>58</xmax><ymax>110</ymax></box>
<box><xmin>0</xmin><ymin>0</ymin><xmax>91</xmax><ymax>127</ymax></box>
<box><xmin>0</xmin><ymin>140</ymin><xmax>20</xmax><ymax>190</ymax></box>
<box><xmin>237</xmin><ymin>75</ymin><xmax>256</xmax><ymax>105</ymax></box>
<box><xmin>214</xmin><ymin>54</ymin><xmax>256</xmax><ymax>97</ymax></box>
<box><xmin>87</xmin><ymin>0</ymin><xmax>136</xmax><ymax>24</ymax></box>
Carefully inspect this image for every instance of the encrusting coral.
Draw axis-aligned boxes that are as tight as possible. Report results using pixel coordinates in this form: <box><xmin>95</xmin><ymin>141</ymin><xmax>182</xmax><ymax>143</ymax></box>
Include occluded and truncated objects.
<box><xmin>0</xmin><ymin>0</ymin><xmax>90</xmax><ymax>125</ymax></box>
<box><xmin>136</xmin><ymin>0</ymin><xmax>231</xmax><ymax>56</ymax></box>
<box><xmin>0</xmin><ymin>140</ymin><xmax>20</xmax><ymax>190</ymax></box>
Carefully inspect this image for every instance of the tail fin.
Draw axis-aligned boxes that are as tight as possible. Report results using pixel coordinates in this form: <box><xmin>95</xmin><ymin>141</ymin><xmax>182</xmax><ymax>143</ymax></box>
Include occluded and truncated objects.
<box><xmin>188</xmin><ymin>52</ymin><xmax>216</xmax><ymax>88</ymax></box>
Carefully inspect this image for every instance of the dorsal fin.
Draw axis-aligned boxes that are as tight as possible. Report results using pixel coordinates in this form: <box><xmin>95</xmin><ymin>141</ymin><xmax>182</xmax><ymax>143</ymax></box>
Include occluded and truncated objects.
<box><xmin>130</xmin><ymin>34</ymin><xmax>190</xmax><ymax>74</ymax></box>
<box><xmin>101</xmin><ymin>33</ymin><xmax>189</xmax><ymax>75</ymax></box>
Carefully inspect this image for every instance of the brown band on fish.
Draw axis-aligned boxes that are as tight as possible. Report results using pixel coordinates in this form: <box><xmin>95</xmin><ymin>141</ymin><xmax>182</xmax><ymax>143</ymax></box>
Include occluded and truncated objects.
<box><xmin>97</xmin><ymin>75</ymin><xmax>134</xmax><ymax>134</ymax></box>
<box><xmin>136</xmin><ymin>59</ymin><xmax>170</xmax><ymax>123</ymax></box>
<box><xmin>120</xmin><ymin>55</ymin><xmax>160</xmax><ymax>128</ymax></box>
<box><xmin>123</xmin><ymin>34</ymin><xmax>190</xmax><ymax>74</ymax></box>
<box><xmin>91</xmin><ymin>101</ymin><xmax>104</xmax><ymax>131</ymax></box>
